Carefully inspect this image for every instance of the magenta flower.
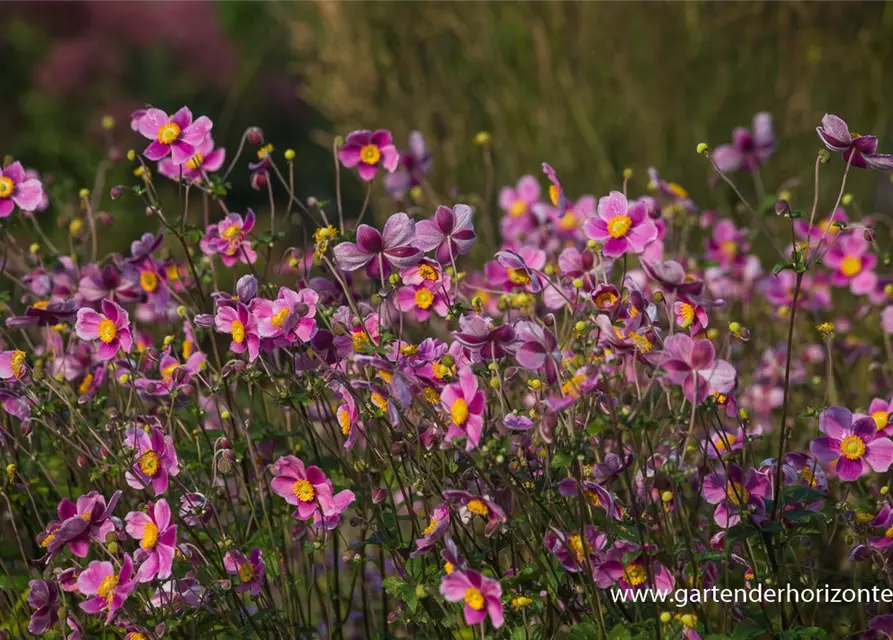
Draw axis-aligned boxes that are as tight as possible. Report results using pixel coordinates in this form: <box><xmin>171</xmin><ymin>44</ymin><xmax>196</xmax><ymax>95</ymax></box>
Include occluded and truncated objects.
<box><xmin>414</xmin><ymin>204</ymin><xmax>477</xmax><ymax>264</ymax></box>
<box><xmin>77</xmin><ymin>264</ymin><xmax>143</xmax><ymax>306</ymax></box>
<box><xmin>338</xmin><ymin>129</ymin><xmax>400</xmax><ymax>181</ymax></box>
<box><xmin>252</xmin><ymin>286</ymin><xmax>319</xmax><ymax>343</ymax></box>
<box><xmin>200</xmin><ymin>210</ymin><xmax>257</xmax><ymax>267</ymax></box>
<box><xmin>824</xmin><ymin>233</ymin><xmax>878</xmax><ymax>295</ymax></box>
<box><xmin>124</xmin><ymin>425</ymin><xmax>180</xmax><ymax>495</ymax></box>
<box><xmin>396</xmin><ymin>283</ymin><xmax>449</xmax><ymax>321</ymax></box>
<box><xmin>810</xmin><ymin>406</ymin><xmax>893</xmax><ymax>481</ymax></box>
<box><xmin>333</xmin><ymin>212</ymin><xmax>422</xmax><ymax>278</ymax></box>
<box><xmin>499</xmin><ymin>175</ymin><xmax>541</xmax><ymax>218</ymax></box>
<box><xmin>77</xmin><ymin>555</ymin><xmax>136</xmax><ymax>624</ymax></box>
<box><xmin>514</xmin><ymin>320</ymin><xmax>561</xmax><ymax>384</ymax></box>
<box><xmin>270</xmin><ymin>455</ymin><xmax>355</xmax><ymax>528</ymax></box>
<box><xmin>452</xmin><ymin>315</ymin><xmax>517</xmax><ymax>361</ymax></box>
<box><xmin>158</xmin><ymin>134</ymin><xmax>225</xmax><ymax>182</ymax></box>
<box><xmin>440</xmin><ymin>367</ymin><xmax>486</xmax><ymax>450</ymax></box>
<box><xmin>215</xmin><ymin>302</ymin><xmax>260</xmax><ymax>361</ymax></box>
<box><xmin>442</xmin><ymin>490</ymin><xmax>506</xmax><ymax>536</ymax></box>
<box><xmin>862</xmin><ymin>614</ymin><xmax>893</xmax><ymax>640</ymax></box>
<box><xmin>641</xmin><ymin>258</ymin><xmax>705</xmax><ymax>296</ymax></box>
<box><xmin>43</xmin><ymin>490</ymin><xmax>121</xmax><ymax>559</ymax></box>
<box><xmin>27</xmin><ymin>579</ymin><xmax>59</xmax><ymax>635</ymax></box>
<box><xmin>702</xmin><ymin>464</ymin><xmax>769</xmax><ymax>527</ymax></box>
<box><xmin>134</xmin><ymin>347</ymin><xmax>205</xmax><ymax>396</ymax></box>
<box><xmin>224</xmin><ymin>548</ymin><xmax>266</xmax><ymax>597</ymax></box>
<box><xmin>384</xmin><ymin>130</ymin><xmax>432</xmax><ymax>198</ymax></box>
<box><xmin>583</xmin><ymin>191</ymin><xmax>657</xmax><ymax>258</ymax></box>
<box><xmin>440</xmin><ymin>569</ymin><xmax>504</xmax><ymax>629</ymax></box>
<box><xmin>673</xmin><ymin>295</ymin><xmax>709</xmax><ymax>333</ymax></box>
<box><xmin>137</xmin><ymin>106</ymin><xmax>213</xmax><ymax>165</ymax></box>
<box><xmin>0</xmin><ymin>349</ymin><xmax>28</xmax><ymax>381</ymax></box>
<box><xmin>816</xmin><ymin>114</ymin><xmax>893</xmax><ymax>171</ymax></box>
<box><xmin>660</xmin><ymin>334</ymin><xmax>737</xmax><ymax>404</ymax></box>
<box><xmin>868</xmin><ymin>396</ymin><xmax>893</xmax><ymax>435</ymax></box>
<box><xmin>711</xmin><ymin>112</ymin><xmax>776</xmax><ymax>173</ymax></box>
<box><xmin>484</xmin><ymin>247</ymin><xmax>546</xmax><ymax>292</ymax></box>
<box><xmin>867</xmin><ymin>505</ymin><xmax>893</xmax><ymax>551</ymax></box>
<box><xmin>333</xmin><ymin>382</ymin><xmax>363</xmax><ymax>450</ymax></box>
<box><xmin>75</xmin><ymin>299</ymin><xmax>133</xmax><ymax>361</ymax></box>
<box><xmin>125</xmin><ymin>499</ymin><xmax>177</xmax><ymax>583</ymax></box>
<box><xmin>0</xmin><ymin>161</ymin><xmax>44</xmax><ymax>217</ymax></box>
<box><xmin>705</xmin><ymin>219</ymin><xmax>749</xmax><ymax>268</ymax></box>
<box><xmin>544</xmin><ymin>525</ymin><xmax>605</xmax><ymax>573</ymax></box>
<box><xmin>595</xmin><ymin>543</ymin><xmax>675</xmax><ymax>594</ymax></box>
<box><xmin>411</xmin><ymin>502</ymin><xmax>451</xmax><ymax>557</ymax></box>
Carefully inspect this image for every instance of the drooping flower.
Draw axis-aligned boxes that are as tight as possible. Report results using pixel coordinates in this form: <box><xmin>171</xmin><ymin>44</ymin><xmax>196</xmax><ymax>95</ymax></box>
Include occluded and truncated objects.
<box><xmin>440</xmin><ymin>569</ymin><xmax>504</xmax><ymax>629</ymax></box>
<box><xmin>124</xmin><ymin>425</ymin><xmax>180</xmax><ymax>495</ymax></box>
<box><xmin>584</xmin><ymin>191</ymin><xmax>658</xmax><ymax>258</ymax></box>
<box><xmin>338</xmin><ymin>129</ymin><xmax>400</xmax><ymax>181</ymax></box>
<box><xmin>411</xmin><ymin>502</ymin><xmax>451</xmax><ymax>557</ymax></box>
<box><xmin>0</xmin><ymin>161</ymin><xmax>44</xmax><ymax>217</ymax></box>
<box><xmin>200</xmin><ymin>210</ymin><xmax>257</xmax><ymax>267</ymax></box>
<box><xmin>224</xmin><ymin>548</ymin><xmax>267</xmax><ymax>597</ymax></box>
<box><xmin>0</xmin><ymin>349</ymin><xmax>28</xmax><ymax>381</ymax></box>
<box><xmin>816</xmin><ymin>114</ymin><xmax>893</xmax><ymax>171</ymax></box>
<box><xmin>440</xmin><ymin>367</ymin><xmax>486</xmax><ymax>450</ymax></box>
<box><xmin>77</xmin><ymin>264</ymin><xmax>143</xmax><ymax>306</ymax></box>
<box><xmin>823</xmin><ymin>233</ymin><xmax>878</xmax><ymax>295</ymax></box>
<box><xmin>333</xmin><ymin>212</ymin><xmax>422</xmax><ymax>278</ymax></box>
<box><xmin>711</xmin><ymin>112</ymin><xmax>776</xmax><ymax>173</ymax></box>
<box><xmin>27</xmin><ymin>579</ymin><xmax>59</xmax><ymax>635</ymax></box>
<box><xmin>660</xmin><ymin>334</ymin><xmax>737</xmax><ymax>404</ymax></box>
<box><xmin>158</xmin><ymin>134</ymin><xmax>225</xmax><ymax>182</ymax></box>
<box><xmin>75</xmin><ymin>299</ymin><xmax>133</xmax><ymax>361</ymax></box>
<box><xmin>77</xmin><ymin>555</ymin><xmax>137</xmax><ymax>624</ymax></box>
<box><xmin>514</xmin><ymin>320</ymin><xmax>562</xmax><ymax>384</ymax></box>
<box><xmin>42</xmin><ymin>490</ymin><xmax>121</xmax><ymax>559</ymax></box>
<box><xmin>809</xmin><ymin>406</ymin><xmax>893</xmax><ymax>481</ymax></box>
<box><xmin>215</xmin><ymin>302</ymin><xmax>260</xmax><ymax>361</ymax></box>
<box><xmin>544</xmin><ymin>525</ymin><xmax>606</xmax><ymax>573</ymax></box>
<box><xmin>702</xmin><ymin>464</ymin><xmax>770</xmax><ymax>527</ymax></box>
<box><xmin>414</xmin><ymin>204</ymin><xmax>477</xmax><ymax>264</ymax></box>
<box><xmin>125</xmin><ymin>499</ymin><xmax>177</xmax><ymax>583</ymax></box>
<box><xmin>136</xmin><ymin>106</ymin><xmax>213</xmax><ymax>165</ymax></box>
<box><xmin>453</xmin><ymin>315</ymin><xmax>517</xmax><ymax>361</ymax></box>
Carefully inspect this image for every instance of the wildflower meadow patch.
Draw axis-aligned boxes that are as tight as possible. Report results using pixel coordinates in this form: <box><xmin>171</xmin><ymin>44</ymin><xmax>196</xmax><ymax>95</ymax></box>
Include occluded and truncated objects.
<box><xmin>4</xmin><ymin>105</ymin><xmax>893</xmax><ymax>640</ymax></box>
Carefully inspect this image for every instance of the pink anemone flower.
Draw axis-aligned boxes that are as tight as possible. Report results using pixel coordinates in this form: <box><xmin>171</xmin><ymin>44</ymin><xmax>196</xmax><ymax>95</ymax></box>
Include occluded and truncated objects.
<box><xmin>124</xmin><ymin>426</ymin><xmax>180</xmax><ymax>495</ymax></box>
<box><xmin>440</xmin><ymin>367</ymin><xmax>486</xmax><ymax>450</ymax></box>
<box><xmin>440</xmin><ymin>569</ymin><xmax>504</xmax><ymax>629</ymax></box>
<box><xmin>660</xmin><ymin>334</ymin><xmax>737</xmax><ymax>405</ymax></box>
<box><xmin>810</xmin><ymin>406</ymin><xmax>893</xmax><ymax>481</ymax></box>
<box><xmin>583</xmin><ymin>191</ymin><xmax>658</xmax><ymax>258</ymax></box>
<box><xmin>338</xmin><ymin>129</ymin><xmax>400</xmax><ymax>181</ymax></box>
<box><xmin>77</xmin><ymin>554</ymin><xmax>137</xmax><ymax>624</ymax></box>
<box><xmin>125</xmin><ymin>499</ymin><xmax>177</xmax><ymax>583</ymax></box>
<box><xmin>224</xmin><ymin>548</ymin><xmax>266</xmax><ymax>597</ymax></box>
<box><xmin>0</xmin><ymin>161</ymin><xmax>44</xmax><ymax>217</ymax></box>
<box><xmin>75</xmin><ymin>299</ymin><xmax>133</xmax><ymax>361</ymax></box>
<box><xmin>137</xmin><ymin>106</ymin><xmax>213</xmax><ymax>165</ymax></box>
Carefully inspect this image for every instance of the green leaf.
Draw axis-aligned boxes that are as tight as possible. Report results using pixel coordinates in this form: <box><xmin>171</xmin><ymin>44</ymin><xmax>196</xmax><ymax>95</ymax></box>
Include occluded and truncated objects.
<box><xmin>550</xmin><ymin>452</ymin><xmax>573</xmax><ymax>470</ymax></box>
<box><xmin>568</xmin><ymin>622</ymin><xmax>600</xmax><ymax>640</ymax></box>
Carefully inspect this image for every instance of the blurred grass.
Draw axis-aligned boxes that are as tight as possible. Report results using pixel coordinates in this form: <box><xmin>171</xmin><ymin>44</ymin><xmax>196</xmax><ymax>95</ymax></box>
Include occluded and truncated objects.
<box><xmin>282</xmin><ymin>1</ymin><xmax>893</xmax><ymax>212</ymax></box>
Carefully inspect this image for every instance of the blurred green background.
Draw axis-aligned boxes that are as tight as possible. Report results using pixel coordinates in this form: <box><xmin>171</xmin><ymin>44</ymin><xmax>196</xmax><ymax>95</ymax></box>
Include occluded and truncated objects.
<box><xmin>4</xmin><ymin>0</ymin><xmax>893</xmax><ymax>245</ymax></box>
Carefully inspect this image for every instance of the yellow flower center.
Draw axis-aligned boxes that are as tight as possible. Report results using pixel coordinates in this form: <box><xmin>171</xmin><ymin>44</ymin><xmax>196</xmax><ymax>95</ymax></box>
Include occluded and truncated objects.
<box><xmin>238</xmin><ymin>562</ymin><xmax>255</xmax><ymax>583</ymax></box>
<box><xmin>127</xmin><ymin>634</ymin><xmax>149</xmax><ymax>640</ymax></box>
<box><xmin>352</xmin><ymin>331</ymin><xmax>369</xmax><ymax>351</ymax></box>
<box><xmin>450</xmin><ymin>398</ymin><xmax>469</xmax><ymax>426</ymax></box>
<box><xmin>512</xmin><ymin>596</ymin><xmax>534</xmax><ymax>609</ymax></box>
<box><xmin>360</xmin><ymin>144</ymin><xmax>381</xmax><ymax>165</ymax></box>
<box><xmin>378</xmin><ymin>369</ymin><xmax>394</xmax><ymax>383</ymax></box>
<box><xmin>715</xmin><ymin>435</ymin><xmax>737</xmax><ymax>452</ymax></box>
<box><xmin>432</xmin><ymin>361</ymin><xmax>454</xmax><ymax>381</ymax></box>
<box><xmin>417</xmin><ymin>264</ymin><xmax>438</xmax><ymax>281</ymax></box>
<box><xmin>337</xmin><ymin>407</ymin><xmax>351</xmax><ymax>435</ymax></box>
<box><xmin>444</xmin><ymin>561</ymin><xmax>454</xmax><ymax>574</ymax></box>
<box><xmin>886</xmin><ymin>525</ymin><xmax>893</xmax><ymax>539</ymax></box>
<box><xmin>157</xmin><ymin>122</ymin><xmax>181</xmax><ymax>145</ymax></box>
<box><xmin>628</xmin><ymin>331</ymin><xmax>653</xmax><ymax>353</ymax></box>
<box><xmin>141</xmin><ymin>522</ymin><xmax>159</xmax><ymax>550</ymax></box>
<box><xmin>509</xmin><ymin>199</ymin><xmax>527</xmax><ymax>218</ymax></box>
<box><xmin>161</xmin><ymin>363</ymin><xmax>179</xmax><ymax>381</ymax></box>
<box><xmin>98</xmin><ymin>318</ymin><xmax>117</xmax><ymax>344</ymax></box>
<box><xmin>414</xmin><ymin>288</ymin><xmax>435</xmax><ymax>310</ymax></box>
<box><xmin>607</xmin><ymin>215</ymin><xmax>632</xmax><ymax>239</ymax></box>
<box><xmin>506</xmin><ymin>268</ymin><xmax>531</xmax><ymax>285</ymax></box>
<box><xmin>371</xmin><ymin>392</ymin><xmax>389</xmax><ymax>412</ymax></box>
<box><xmin>667</xmin><ymin>182</ymin><xmax>689</xmax><ymax>199</ymax></box>
<box><xmin>678</xmin><ymin>303</ymin><xmax>695</xmax><ymax>327</ymax></box>
<box><xmin>400</xmin><ymin>344</ymin><xmax>419</xmax><ymax>356</ymax></box>
<box><xmin>623</xmin><ymin>563</ymin><xmax>648</xmax><ymax>587</ymax></box>
<box><xmin>725</xmin><ymin>482</ymin><xmax>750</xmax><ymax>506</ymax></box>
<box><xmin>466</xmin><ymin>499</ymin><xmax>489</xmax><ymax>518</ymax></box>
<box><xmin>594</xmin><ymin>292</ymin><xmax>618</xmax><ymax>308</ymax></box>
<box><xmin>257</xmin><ymin>143</ymin><xmax>274</xmax><ymax>160</ymax></box>
<box><xmin>841</xmin><ymin>255</ymin><xmax>862</xmax><ymax>278</ymax></box>
<box><xmin>182</xmin><ymin>339</ymin><xmax>193</xmax><ymax>359</ymax></box>
<box><xmin>721</xmin><ymin>240</ymin><xmax>738</xmax><ymax>257</ymax></box>
<box><xmin>166</xmin><ymin>264</ymin><xmax>181</xmax><ymax>281</ymax></box>
<box><xmin>271</xmin><ymin>308</ymin><xmax>290</xmax><ymax>328</ymax></box>
<box><xmin>874</xmin><ymin>411</ymin><xmax>890</xmax><ymax>431</ymax></box>
<box><xmin>557</xmin><ymin>211</ymin><xmax>578</xmax><ymax>231</ymax></box>
<box><xmin>9</xmin><ymin>350</ymin><xmax>26</xmax><ymax>377</ymax></box>
<box><xmin>569</xmin><ymin>534</ymin><xmax>585</xmax><ymax>562</ymax></box>
<box><xmin>800</xmin><ymin>468</ymin><xmax>818</xmax><ymax>488</ymax></box>
<box><xmin>422</xmin><ymin>387</ymin><xmax>440</xmax><ymax>404</ymax></box>
<box><xmin>0</xmin><ymin>177</ymin><xmax>13</xmax><ymax>199</ymax></box>
<box><xmin>139</xmin><ymin>451</ymin><xmax>160</xmax><ymax>477</ymax></box>
<box><xmin>423</xmin><ymin>517</ymin><xmax>439</xmax><ymax>536</ymax></box>
<box><xmin>293</xmin><ymin>479</ymin><xmax>315</xmax><ymax>502</ymax></box>
<box><xmin>140</xmin><ymin>271</ymin><xmax>158</xmax><ymax>293</ymax></box>
<box><xmin>231</xmin><ymin>320</ymin><xmax>245</xmax><ymax>344</ymax></box>
<box><xmin>549</xmin><ymin>184</ymin><xmax>560</xmax><ymax>207</ymax></box>
<box><xmin>561</xmin><ymin>372</ymin><xmax>587</xmax><ymax>398</ymax></box>
<box><xmin>840</xmin><ymin>434</ymin><xmax>866</xmax><ymax>460</ymax></box>
<box><xmin>40</xmin><ymin>533</ymin><xmax>55</xmax><ymax>548</ymax></box>
<box><xmin>584</xmin><ymin>489</ymin><xmax>601</xmax><ymax>508</ymax></box>
<box><xmin>32</xmin><ymin>300</ymin><xmax>50</xmax><ymax>310</ymax></box>
<box><xmin>97</xmin><ymin>574</ymin><xmax>118</xmax><ymax>602</ymax></box>
<box><xmin>221</xmin><ymin>223</ymin><xmax>241</xmax><ymax>241</ymax></box>
<box><xmin>185</xmin><ymin>152</ymin><xmax>204</xmax><ymax>171</ymax></box>
<box><xmin>464</xmin><ymin>587</ymin><xmax>485</xmax><ymax>611</ymax></box>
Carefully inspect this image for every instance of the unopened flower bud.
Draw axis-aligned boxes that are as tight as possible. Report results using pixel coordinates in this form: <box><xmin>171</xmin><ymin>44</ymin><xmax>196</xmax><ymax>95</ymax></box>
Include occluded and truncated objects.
<box><xmin>126</xmin><ymin>149</ymin><xmax>136</xmax><ymax>162</ymax></box>
<box><xmin>774</xmin><ymin>199</ymin><xmax>790</xmax><ymax>216</ymax></box>
<box><xmin>246</xmin><ymin>127</ymin><xmax>264</xmax><ymax>145</ymax></box>
<box><xmin>474</xmin><ymin>131</ymin><xmax>491</xmax><ymax>146</ymax></box>
<box><xmin>696</xmin><ymin>142</ymin><xmax>708</xmax><ymax>155</ymax></box>
<box><xmin>728</xmin><ymin>321</ymin><xmax>741</xmax><ymax>333</ymax></box>
<box><xmin>653</xmin><ymin>290</ymin><xmax>664</xmax><ymax>303</ymax></box>
<box><xmin>842</xmin><ymin>193</ymin><xmax>853</xmax><ymax>206</ymax></box>
<box><xmin>622</xmin><ymin>168</ymin><xmax>633</xmax><ymax>180</ymax></box>
<box><xmin>284</xmin><ymin>149</ymin><xmax>296</xmax><ymax>161</ymax></box>
<box><xmin>864</xmin><ymin>228</ymin><xmax>876</xmax><ymax>242</ymax></box>
<box><xmin>110</xmin><ymin>185</ymin><xmax>124</xmax><ymax>200</ymax></box>
<box><xmin>819</xmin><ymin>149</ymin><xmax>831</xmax><ymax>164</ymax></box>
<box><xmin>660</xmin><ymin>612</ymin><xmax>672</xmax><ymax>623</ymax></box>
